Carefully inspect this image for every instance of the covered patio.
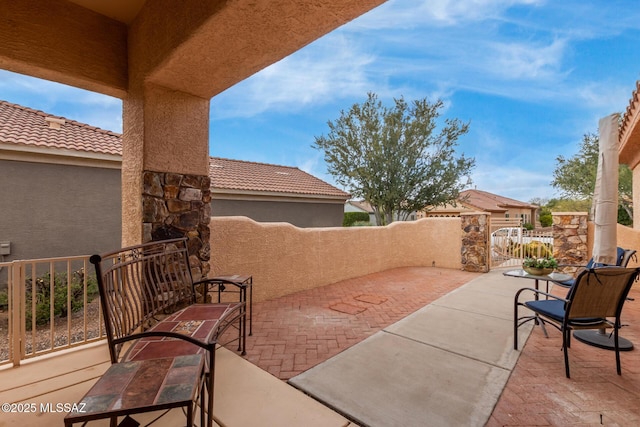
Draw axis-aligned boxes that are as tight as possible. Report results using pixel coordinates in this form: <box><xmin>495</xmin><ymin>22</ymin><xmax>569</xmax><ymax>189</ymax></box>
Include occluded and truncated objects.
<box><xmin>4</xmin><ymin>2</ymin><xmax>640</xmax><ymax>426</ymax></box>
<box><xmin>2</xmin><ymin>267</ymin><xmax>640</xmax><ymax>426</ymax></box>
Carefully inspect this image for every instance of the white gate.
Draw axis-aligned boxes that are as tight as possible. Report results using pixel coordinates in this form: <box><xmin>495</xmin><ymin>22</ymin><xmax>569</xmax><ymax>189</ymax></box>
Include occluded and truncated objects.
<box><xmin>490</xmin><ymin>226</ymin><xmax>553</xmax><ymax>268</ymax></box>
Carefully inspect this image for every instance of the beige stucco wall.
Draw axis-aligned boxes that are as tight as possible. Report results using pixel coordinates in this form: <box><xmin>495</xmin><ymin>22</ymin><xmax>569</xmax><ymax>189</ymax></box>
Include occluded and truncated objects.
<box><xmin>633</xmin><ymin>167</ymin><xmax>640</xmax><ymax>229</ymax></box>
<box><xmin>615</xmin><ymin>223</ymin><xmax>640</xmax><ymax>268</ymax></box>
<box><xmin>584</xmin><ymin>221</ymin><xmax>640</xmax><ymax>268</ymax></box>
<box><xmin>210</xmin><ymin>216</ymin><xmax>462</xmax><ymax>302</ymax></box>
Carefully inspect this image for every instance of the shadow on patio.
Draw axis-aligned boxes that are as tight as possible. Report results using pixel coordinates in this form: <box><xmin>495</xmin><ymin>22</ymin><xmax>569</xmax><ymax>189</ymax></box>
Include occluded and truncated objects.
<box><xmin>1</xmin><ymin>266</ymin><xmax>640</xmax><ymax>426</ymax></box>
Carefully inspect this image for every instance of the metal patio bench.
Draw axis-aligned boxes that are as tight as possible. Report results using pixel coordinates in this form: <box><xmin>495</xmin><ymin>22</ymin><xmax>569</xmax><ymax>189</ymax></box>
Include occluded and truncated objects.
<box><xmin>86</xmin><ymin>238</ymin><xmax>247</xmax><ymax>427</ymax></box>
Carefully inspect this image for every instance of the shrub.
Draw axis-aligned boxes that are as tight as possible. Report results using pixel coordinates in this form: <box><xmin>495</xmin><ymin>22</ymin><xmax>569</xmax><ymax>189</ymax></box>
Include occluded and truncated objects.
<box><xmin>343</xmin><ymin>212</ymin><xmax>370</xmax><ymax>227</ymax></box>
<box><xmin>539</xmin><ymin>213</ymin><xmax>553</xmax><ymax>227</ymax></box>
<box><xmin>523</xmin><ymin>222</ymin><xmax>534</xmax><ymax>230</ymax></box>
<box><xmin>24</xmin><ymin>269</ymin><xmax>98</xmax><ymax>329</ymax></box>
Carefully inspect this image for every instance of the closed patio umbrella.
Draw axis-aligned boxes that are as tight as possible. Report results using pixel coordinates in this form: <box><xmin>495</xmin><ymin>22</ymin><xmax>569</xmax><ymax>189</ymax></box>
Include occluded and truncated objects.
<box><xmin>591</xmin><ymin>113</ymin><xmax>619</xmax><ymax>265</ymax></box>
<box><xmin>574</xmin><ymin>113</ymin><xmax>634</xmax><ymax>350</ymax></box>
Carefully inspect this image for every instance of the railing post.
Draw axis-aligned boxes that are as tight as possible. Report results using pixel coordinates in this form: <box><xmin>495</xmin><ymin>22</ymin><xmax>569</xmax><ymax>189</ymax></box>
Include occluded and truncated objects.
<box><xmin>10</xmin><ymin>261</ymin><xmax>23</xmax><ymax>367</ymax></box>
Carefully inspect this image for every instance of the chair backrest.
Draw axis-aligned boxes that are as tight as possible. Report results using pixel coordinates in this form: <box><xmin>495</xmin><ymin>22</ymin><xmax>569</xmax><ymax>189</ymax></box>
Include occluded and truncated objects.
<box><xmin>620</xmin><ymin>249</ymin><xmax>637</xmax><ymax>268</ymax></box>
<box><xmin>566</xmin><ymin>267</ymin><xmax>639</xmax><ymax>321</ymax></box>
<box><xmin>90</xmin><ymin>238</ymin><xmax>196</xmax><ymax>362</ymax></box>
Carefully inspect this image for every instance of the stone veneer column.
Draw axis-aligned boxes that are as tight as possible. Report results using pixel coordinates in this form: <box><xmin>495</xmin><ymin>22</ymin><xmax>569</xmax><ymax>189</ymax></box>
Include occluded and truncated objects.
<box><xmin>460</xmin><ymin>212</ymin><xmax>490</xmax><ymax>272</ymax></box>
<box><xmin>552</xmin><ymin>212</ymin><xmax>588</xmax><ymax>273</ymax></box>
<box><xmin>143</xmin><ymin>171</ymin><xmax>211</xmax><ymax>279</ymax></box>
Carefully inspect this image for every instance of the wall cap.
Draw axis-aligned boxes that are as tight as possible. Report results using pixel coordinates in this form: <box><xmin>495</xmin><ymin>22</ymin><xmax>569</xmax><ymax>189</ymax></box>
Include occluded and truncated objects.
<box><xmin>551</xmin><ymin>212</ymin><xmax>588</xmax><ymax>216</ymax></box>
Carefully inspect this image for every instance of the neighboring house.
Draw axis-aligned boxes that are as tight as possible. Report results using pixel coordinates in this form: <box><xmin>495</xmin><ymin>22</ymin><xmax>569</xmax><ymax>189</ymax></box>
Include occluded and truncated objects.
<box><xmin>0</xmin><ymin>100</ymin><xmax>122</xmax><ymax>262</ymax></box>
<box><xmin>420</xmin><ymin>189</ymin><xmax>539</xmax><ymax>229</ymax></box>
<box><xmin>0</xmin><ymin>101</ymin><xmax>348</xmax><ymax>261</ymax></box>
<box><xmin>345</xmin><ymin>200</ymin><xmax>376</xmax><ymax>225</ymax></box>
<box><xmin>344</xmin><ymin>200</ymin><xmax>419</xmax><ymax>225</ymax></box>
<box><xmin>209</xmin><ymin>157</ymin><xmax>349</xmax><ymax>227</ymax></box>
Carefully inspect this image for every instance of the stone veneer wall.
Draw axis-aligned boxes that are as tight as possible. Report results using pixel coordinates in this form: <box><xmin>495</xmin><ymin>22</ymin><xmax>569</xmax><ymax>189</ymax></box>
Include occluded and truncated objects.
<box><xmin>142</xmin><ymin>170</ymin><xmax>211</xmax><ymax>279</ymax></box>
<box><xmin>460</xmin><ymin>212</ymin><xmax>490</xmax><ymax>272</ymax></box>
<box><xmin>552</xmin><ymin>212</ymin><xmax>588</xmax><ymax>273</ymax></box>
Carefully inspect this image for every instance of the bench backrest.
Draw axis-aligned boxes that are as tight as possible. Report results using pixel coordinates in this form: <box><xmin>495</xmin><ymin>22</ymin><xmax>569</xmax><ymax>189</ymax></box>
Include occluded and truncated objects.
<box><xmin>90</xmin><ymin>238</ymin><xmax>197</xmax><ymax>362</ymax></box>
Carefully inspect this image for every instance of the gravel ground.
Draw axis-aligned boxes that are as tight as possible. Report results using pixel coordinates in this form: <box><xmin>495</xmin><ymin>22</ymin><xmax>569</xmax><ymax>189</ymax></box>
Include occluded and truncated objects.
<box><xmin>0</xmin><ymin>299</ymin><xmax>104</xmax><ymax>362</ymax></box>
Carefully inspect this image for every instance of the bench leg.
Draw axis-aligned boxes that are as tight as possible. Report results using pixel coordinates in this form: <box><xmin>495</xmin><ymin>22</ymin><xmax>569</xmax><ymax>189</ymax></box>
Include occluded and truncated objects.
<box><xmin>206</xmin><ymin>349</ymin><xmax>216</xmax><ymax>427</ymax></box>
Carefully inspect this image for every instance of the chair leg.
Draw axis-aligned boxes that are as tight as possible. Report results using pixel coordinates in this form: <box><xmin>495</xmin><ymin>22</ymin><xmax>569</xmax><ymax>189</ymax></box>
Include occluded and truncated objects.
<box><xmin>563</xmin><ymin>328</ymin><xmax>571</xmax><ymax>378</ymax></box>
<box><xmin>614</xmin><ymin>327</ymin><xmax>622</xmax><ymax>375</ymax></box>
<box><xmin>514</xmin><ymin>302</ymin><xmax>519</xmax><ymax>350</ymax></box>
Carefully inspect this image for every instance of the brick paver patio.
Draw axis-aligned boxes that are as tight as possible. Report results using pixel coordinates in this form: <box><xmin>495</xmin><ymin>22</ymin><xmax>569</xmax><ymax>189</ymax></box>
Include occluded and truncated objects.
<box><xmin>242</xmin><ymin>267</ymin><xmax>479</xmax><ymax>380</ymax></box>
<box><xmin>228</xmin><ymin>267</ymin><xmax>640</xmax><ymax>426</ymax></box>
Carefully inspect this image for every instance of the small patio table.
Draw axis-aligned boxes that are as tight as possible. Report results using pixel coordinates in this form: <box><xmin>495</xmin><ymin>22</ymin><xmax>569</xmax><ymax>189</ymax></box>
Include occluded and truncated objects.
<box><xmin>64</xmin><ymin>354</ymin><xmax>205</xmax><ymax>427</ymax></box>
<box><xmin>503</xmin><ymin>269</ymin><xmax>572</xmax><ymax>299</ymax></box>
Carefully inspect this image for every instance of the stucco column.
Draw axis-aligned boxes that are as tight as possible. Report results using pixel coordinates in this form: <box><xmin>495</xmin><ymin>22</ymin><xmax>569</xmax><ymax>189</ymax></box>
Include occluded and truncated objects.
<box><xmin>122</xmin><ymin>83</ymin><xmax>211</xmax><ymax>278</ymax></box>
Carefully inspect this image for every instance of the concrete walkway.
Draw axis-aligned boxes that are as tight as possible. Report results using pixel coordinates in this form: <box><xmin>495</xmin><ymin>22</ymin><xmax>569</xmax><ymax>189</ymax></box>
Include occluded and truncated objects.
<box><xmin>289</xmin><ymin>269</ymin><xmax>532</xmax><ymax>427</ymax></box>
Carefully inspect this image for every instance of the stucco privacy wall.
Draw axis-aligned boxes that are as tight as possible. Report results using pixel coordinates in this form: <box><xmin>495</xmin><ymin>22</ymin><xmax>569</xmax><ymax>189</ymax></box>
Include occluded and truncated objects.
<box><xmin>210</xmin><ymin>216</ymin><xmax>462</xmax><ymax>302</ymax></box>
<box><xmin>611</xmin><ymin>224</ymin><xmax>640</xmax><ymax>268</ymax></box>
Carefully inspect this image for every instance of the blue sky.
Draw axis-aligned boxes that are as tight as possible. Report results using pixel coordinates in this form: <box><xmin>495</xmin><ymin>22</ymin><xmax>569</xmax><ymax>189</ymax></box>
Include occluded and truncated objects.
<box><xmin>2</xmin><ymin>0</ymin><xmax>640</xmax><ymax>203</ymax></box>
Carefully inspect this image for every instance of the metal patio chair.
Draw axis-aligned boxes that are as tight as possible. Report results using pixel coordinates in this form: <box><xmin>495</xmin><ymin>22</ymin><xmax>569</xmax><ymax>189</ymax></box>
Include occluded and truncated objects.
<box><xmin>514</xmin><ymin>267</ymin><xmax>640</xmax><ymax>378</ymax></box>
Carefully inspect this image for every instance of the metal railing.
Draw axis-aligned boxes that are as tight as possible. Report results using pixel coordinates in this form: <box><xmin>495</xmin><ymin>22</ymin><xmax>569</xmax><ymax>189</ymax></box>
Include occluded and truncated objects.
<box><xmin>0</xmin><ymin>256</ymin><xmax>105</xmax><ymax>367</ymax></box>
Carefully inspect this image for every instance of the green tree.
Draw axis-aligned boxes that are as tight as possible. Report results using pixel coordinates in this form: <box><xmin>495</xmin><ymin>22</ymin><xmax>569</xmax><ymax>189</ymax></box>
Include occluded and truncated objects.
<box><xmin>552</xmin><ymin>133</ymin><xmax>632</xmax><ymax>225</ymax></box>
<box><xmin>547</xmin><ymin>198</ymin><xmax>592</xmax><ymax>213</ymax></box>
<box><xmin>313</xmin><ymin>93</ymin><xmax>475</xmax><ymax>225</ymax></box>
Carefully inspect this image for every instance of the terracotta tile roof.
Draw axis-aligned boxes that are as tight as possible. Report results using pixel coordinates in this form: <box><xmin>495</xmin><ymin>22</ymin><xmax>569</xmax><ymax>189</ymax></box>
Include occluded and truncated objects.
<box><xmin>0</xmin><ymin>100</ymin><xmax>122</xmax><ymax>156</ymax></box>
<box><xmin>210</xmin><ymin>157</ymin><xmax>350</xmax><ymax>199</ymax></box>
<box><xmin>1</xmin><ymin>100</ymin><xmax>349</xmax><ymax>200</ymax></box>
<box><xmin>459</xmin><ymin>189</ymin><xmax>536</xmax><ymax>213</ymax></box>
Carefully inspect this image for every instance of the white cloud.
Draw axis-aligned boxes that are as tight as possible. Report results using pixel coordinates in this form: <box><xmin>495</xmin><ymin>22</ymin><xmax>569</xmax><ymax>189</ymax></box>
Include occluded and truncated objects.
<box><xmin>352</xmin><ymin>0</ymin><xmax>544</xmax><ymax>29</ymax></box>
<box><xmin>575</xmin><ymin>82</ymin><xmax>634</xmax><ymax>113</ymax></box>
<box><xmin>488</xmin><ymin>38</ymin><xmax>568</xmax><ymax>80</ymax></box>
<box><xmin>471</xmin><ymin>165</ymin><xmax>557</xmax><ymax>201</ymax></box>
<box><xmin>211</xmin><ymin>35</ymin><xmax>376</xmax><ymax>119</ymax></box>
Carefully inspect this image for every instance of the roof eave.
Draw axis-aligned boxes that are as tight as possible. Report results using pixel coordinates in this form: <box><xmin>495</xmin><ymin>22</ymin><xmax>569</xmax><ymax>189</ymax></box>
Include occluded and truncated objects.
<box><xmin>0</xmin><ymin>142</ymin><xmax>122</xmax><ymax>169</ymax></box>
<box><xmin>211</xmin><ymin>188</ymin><xmax>349</xmax><ymax>203</ymax></box>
